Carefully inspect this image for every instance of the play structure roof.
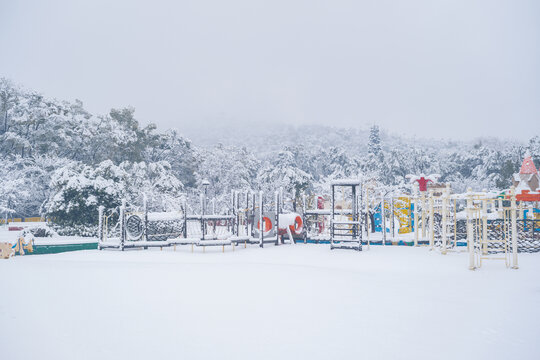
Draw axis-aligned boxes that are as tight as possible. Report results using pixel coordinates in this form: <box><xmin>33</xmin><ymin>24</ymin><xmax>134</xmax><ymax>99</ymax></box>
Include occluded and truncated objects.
<box><xmin>520</xmin><ymin>156</ymin><xmax>538</xmax><ymax>175</ymax></box>
<box><xmin>330</xmin><ymin>179</ymin><xmax>361</xmax><ymax>186</ymax></box>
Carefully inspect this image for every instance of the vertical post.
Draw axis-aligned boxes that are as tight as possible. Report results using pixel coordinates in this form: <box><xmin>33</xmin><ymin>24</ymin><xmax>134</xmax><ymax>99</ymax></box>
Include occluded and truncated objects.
<box><xmin>251</xmin><ymin>192</ymin><xmax>256</xmax><ymax>238</ymax></box>
<box><xmin>245</xmin><ymin>192</ymin><xmax>249</xmax><ymax>237</ymax></box>
<box><xmin>352</xmin><ymin>185</ymin><xmax>357</xmax><ymax>243</ymax></box>
<box><xmin>467</xmin><ymin>188</ymin><xmax>475</xmax><ymax>270</ymax></box>
<box><xmin>143</xmin><ymin>194</ymin><xmax>148</xmax><ymax>242</ymax></box>
<box><xmin>200</xmin><ymin>193</ymin><xmax>205</xmax><ymax>240</ymax></box>
<box><xmin>275</xmin><ymin>191</ymin><xmax>280</xmax><ymax>245</ymax></box>
<box><xmin>454</xmin><ymin>198</ymin><xmax>457</xmax><ymax>247</ymax></box>
<box><xmin>331</xmin><ymin>185</ymin><xmax>335</xmax><ymax>244</ymax></box>
<box><xmin>441</xmin><ymin>186</ymin><xmax>448</xmax><ymax>255</ymax></box>
<box><xmin>183</xmin><ymin>197</ymin><xmax>187</xmax><ymax>238</ymax></box>
<box><xmin>482</xmin><ymin>192</ymin><xmax>488</xmax><ymax>256</ymax></box>
<box><xmin>511</xmin><ymin>186</ymin><xmax>519</xmax><ymax>269</ymax></box>
<box><xmin>414</xmin><ymin>190</ymin><xmax>419</xmax><ymax>246</ymax></box>
<box><xmin>302</xmin><ymin>192</ymin><xmax>307</xmax><ymax>243</ymax></box>
<box><xmin>381</xmin><ymin>197</ymin><xmax>386</xmax><ymax>246</ymax></box>
<box><xmin>365</xmin><ymin>187</ymin><xmax>370</xmax><ymax>240</ymax></box>
<box><xmin>98</xmin><ymin>206</ymin><xmax>104</xmax><ymax>248</ymax></box>
<box><xmin>429</xmin><ymin>191</ymin><xmax>434</xmax><ymax>250</ymax></box>
<box><xmin>235</xmin><ymin>191</ymin><xmax>240</xmax><ymax>237</ymax></box>
<box><xmin>391</xmin><ymin>197</ymin><xmax>394</xmax><ymax>240</ymax></box>
<box><xmin>120</xmin><ymin>200</ymin><xmax>126</xmax><ymax>251</ymax></box>
<box><xmin>421</xmin><ymin>193</ymin><xmax>426</xmax><ymax>240</ymax></box>
<box><xmin>280</xmin><ymin>187</ymin><xmax>284</xmax><ymax>212</ymax></box>
<box><xmin>259</xmin><ymin>191</ymin><xmax>264</xmax><ymax>248</ymax></box>
<box><xmin>359</xmin><ymin>184</ymin><xmax>363</xmax><ymax>246</ymax></box>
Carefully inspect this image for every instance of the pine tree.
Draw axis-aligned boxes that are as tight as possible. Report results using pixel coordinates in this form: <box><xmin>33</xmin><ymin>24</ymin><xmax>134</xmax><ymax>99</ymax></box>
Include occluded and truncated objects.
<box><xmin>368</xmin><ymin>125</ymin><xmax>381</xmax><ymax>156</ymax></box>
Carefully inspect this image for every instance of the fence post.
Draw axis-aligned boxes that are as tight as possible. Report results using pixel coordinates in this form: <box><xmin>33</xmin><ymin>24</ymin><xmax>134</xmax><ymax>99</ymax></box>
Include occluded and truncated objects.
<box><xmin>510</xmin><ymin>186</ymin><xmax>519</xmax><ymax>269</ymax></box>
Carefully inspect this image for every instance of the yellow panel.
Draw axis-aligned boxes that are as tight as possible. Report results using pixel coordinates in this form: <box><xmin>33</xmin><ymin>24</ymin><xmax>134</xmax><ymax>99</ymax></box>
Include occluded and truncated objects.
<box><xmin>24</xmin><ymin>217</ymin><xmax>44</xmax><ymax>222</ymax></box>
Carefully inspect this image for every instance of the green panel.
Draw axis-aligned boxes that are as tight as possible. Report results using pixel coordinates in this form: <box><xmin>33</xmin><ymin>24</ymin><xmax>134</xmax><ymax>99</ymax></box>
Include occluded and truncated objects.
<box><xmin>30</xmin><ymin>242</ymin><xmax>98</xmax><ymax>255</ymax></box>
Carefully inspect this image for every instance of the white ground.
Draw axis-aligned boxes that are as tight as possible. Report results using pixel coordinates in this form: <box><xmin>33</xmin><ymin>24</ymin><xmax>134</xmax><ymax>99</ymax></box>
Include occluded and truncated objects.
<box><xmin>1</xmin><ymin>244</ymin><xmax>539</xmax><ymax>360</ymax></box>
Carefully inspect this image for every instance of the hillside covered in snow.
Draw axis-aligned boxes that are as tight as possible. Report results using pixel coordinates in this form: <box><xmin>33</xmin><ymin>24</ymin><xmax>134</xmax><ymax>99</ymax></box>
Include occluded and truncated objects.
<box><xmin>1</xmin><ymin>78</ymin><xmax>538</xmax><ymax>226</ymax></box>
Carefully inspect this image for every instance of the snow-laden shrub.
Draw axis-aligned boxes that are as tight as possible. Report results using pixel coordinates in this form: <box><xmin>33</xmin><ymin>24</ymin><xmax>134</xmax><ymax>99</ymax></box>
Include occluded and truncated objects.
<box><xmin>48</xmin><ymin>223</ymin><xmax>97</xmax><ymax>237</ymax></box>
<box><xmin>26</xmin><ymin>224</ymin><xmax>58</xmax><ymax>238</ymax></box>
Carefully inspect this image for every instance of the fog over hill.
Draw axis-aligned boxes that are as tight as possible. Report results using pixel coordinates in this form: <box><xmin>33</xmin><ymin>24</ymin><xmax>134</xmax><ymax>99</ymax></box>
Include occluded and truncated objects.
<box><xmin>0</xmin><ymin>78</ymin><xmax>538</xmax><ymax>225</ymax></box>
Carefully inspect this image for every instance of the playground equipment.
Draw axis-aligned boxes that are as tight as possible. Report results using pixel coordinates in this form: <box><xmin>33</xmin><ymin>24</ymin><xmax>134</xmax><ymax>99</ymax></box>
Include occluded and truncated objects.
<box><xmin>91</xmin><ymin>167</ymin><xmax>540</xmax><ymax>271</ymax></box>
<box><xmin>373</xmin><ymin>197</ymin><xmax>414</xmax><ymax>235</ymax></box>
<box><xmin>10</xmin><ymin>236</ymin><xmax>34</xmax><ymax>256</ymax></box>
<box><xmin>98</xmin><ymin>187</ymin><xmax>300</xmax><ymax>252</ymax></box>
<box><xmin>329</xmin><ymin>180</ymin><xmax>362</xmax><ymax>251</ymax></box>
<box><xmin>0</xmin><ymin>242</ymin><xmax>14</xmax><ymax>259</ymax></box>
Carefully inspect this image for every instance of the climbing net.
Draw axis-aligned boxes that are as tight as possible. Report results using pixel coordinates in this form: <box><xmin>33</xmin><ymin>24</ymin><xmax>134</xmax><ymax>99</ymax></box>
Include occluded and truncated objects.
<box><xmin>125</xmin><ymin>214</ymin><xmax>184</xmax><ymax>242</ymax></box>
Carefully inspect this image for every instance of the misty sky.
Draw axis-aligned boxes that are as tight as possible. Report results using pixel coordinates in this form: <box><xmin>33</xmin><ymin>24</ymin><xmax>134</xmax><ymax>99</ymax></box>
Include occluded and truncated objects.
<box><xmin>1</xmin><ymin>0</ymin><xmax>539</xmax><ymax>140</ymax></box>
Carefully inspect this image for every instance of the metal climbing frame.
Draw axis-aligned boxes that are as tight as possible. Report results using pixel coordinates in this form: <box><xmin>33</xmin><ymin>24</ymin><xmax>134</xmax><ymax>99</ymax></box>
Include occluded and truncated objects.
<box><xmin>330</xmin><ymin>180</ymin><xmax>362</xmax><ymax>251</ymax></box>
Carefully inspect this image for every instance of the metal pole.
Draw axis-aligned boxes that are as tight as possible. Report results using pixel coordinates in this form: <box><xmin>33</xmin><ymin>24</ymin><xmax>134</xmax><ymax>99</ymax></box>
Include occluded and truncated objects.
<box><xmin>302</xmin><ymin>192</ymin><xmax>307</xmax><ymax>243</ymax></box>
<box><xmin>511</xmin><ymin>186</ymin><xmax>519</xmax><ymax>269</ymax></box>
<box><xmin>414</xmin><ymin>190</ymin><xmax>419</xmax><ymax>246</ymax></box>
<box><xmin>331</xmin><ymin>185</ymin><xmax>335</xmax><ymax>246</ymax></box>
<box><xmin>441</xmin><ymin>187</ymin><xmax>448</xmax><ymax>255</ymax></box>
<box><xmin>143</xmin><ymin>195</ymin><xmax>148</xmax><ymax>242</ymax></box>
<box><xmin>365</xmin><ymin>187</ymin><xmax>370</xmax><ymax>240</ymax></box>
<box><xmin>245</xmin><ymin>192</ymin><xmax>249</xmax><ymax>237</ymax></box>
<box><xmin>259</xmin><ymin>191</ymin><xmax>264</xmax><ymax>248</ymax></box>
<box><xmin>482</xmin><ymin>193</ymin><xmax>488</xmax><ymax>256</ymax></box>
<box><xmin>352</xmin><ymin>185</ymin><xmax>357</xmax><ymax>242</ymax></box>
<box><xmin>421</xmin><ymin>193</ymin><xmax>426</xmax><ymax>239</ymax></box>
<box><xmin>183</xmin><ymin>197</ymin><xmax>187</xmax><ymax>238</ymax></box>
<box><xmin>391</xmin><ymin>197</ymin><xmax>394</xmax><ymax>240</ymax></box>
<box><xmin>467</xmin><ymin>189</ymin><xmax>475</xmax><ymax>270</ymax></box>
<box><xmin>359</xmin><ymin>183</ymin><xmax>363</xmax><ymax>246</ymax></box>
<box><xmin>98</xmin><ymin>206</ymin><xmax>104</xmax><ymax>249</ymax></box>
<box><xmin>251</xmin><ymin>192</ymin><xmax>256</xmax><ymax>238</ymax></box>
<box><xmin>236</xmin><ymin>191</ymin><xmax>240</xmax><ymax>236</ymax></box>
<box><xmin>200</xmin><ymin>193</ymin><xmax>205</xmax><ymax>240</ymax></box>
<box><xmin>381</xmin><ymin>197</ymin><xmax>386</xmax><ymax>245</ymax></box>
<box><xmin>429</xmin><ymin>192</ymin><xmax>434</xmax><ymax>250</ymax></box>
<box><xmin>275</xmin><ymin>191</ymin><xmax>280</xmax><ymax>245</ymax></box>
<box><xmin>120</xmin><ymin>200</ymin><xmax>126</xmax><ymax>251</ymax></box>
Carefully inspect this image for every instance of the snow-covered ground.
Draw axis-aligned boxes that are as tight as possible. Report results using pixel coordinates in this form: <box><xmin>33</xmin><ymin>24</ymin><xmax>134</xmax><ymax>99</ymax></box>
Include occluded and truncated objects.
<box><xmin>1</xmin><ymin>245</ymin><xmax>539</xmax><ymax>360</ymax></box>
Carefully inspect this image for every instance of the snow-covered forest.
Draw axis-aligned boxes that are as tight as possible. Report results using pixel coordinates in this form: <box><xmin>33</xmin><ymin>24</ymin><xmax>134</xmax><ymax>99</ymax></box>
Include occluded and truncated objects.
<box><xmin>1</xmin><ymin>78</ymin><xmax>538</xmax><ymax>227</ymax></box>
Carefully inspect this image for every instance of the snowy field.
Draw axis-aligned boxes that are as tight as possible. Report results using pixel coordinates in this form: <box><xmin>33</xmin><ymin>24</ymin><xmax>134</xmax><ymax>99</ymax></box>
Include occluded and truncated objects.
<box><xmin>1</xmin><ymin>245</ymin><xmax>539</xmax><ymax>360</ymax></box>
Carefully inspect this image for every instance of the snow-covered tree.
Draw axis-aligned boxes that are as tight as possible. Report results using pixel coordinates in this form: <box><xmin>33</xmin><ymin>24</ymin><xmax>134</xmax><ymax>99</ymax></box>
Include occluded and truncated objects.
<box><xmin>257</xmin><ymin>148</ymin><xmax>313</xmax><ymax>201</ymax></box>
<box><xmin>368</xmin><ymin>125</ymin><xmax>381</xmax><ymax>156</ymax></box>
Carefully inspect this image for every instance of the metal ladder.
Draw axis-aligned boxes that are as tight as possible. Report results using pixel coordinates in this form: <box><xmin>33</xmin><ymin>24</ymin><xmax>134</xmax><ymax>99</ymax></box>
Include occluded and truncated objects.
<box><xmin>330</xmin><ymin>181</ymin><xmax>362</xmax><ymax>251</ymax></box>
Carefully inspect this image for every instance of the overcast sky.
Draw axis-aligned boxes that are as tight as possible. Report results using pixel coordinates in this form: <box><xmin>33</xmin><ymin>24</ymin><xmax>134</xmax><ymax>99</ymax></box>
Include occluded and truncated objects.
<box><xmin>1</xmin><ymin>0</ymin><xmax>539</xmax><ymax>140</ymax></box>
